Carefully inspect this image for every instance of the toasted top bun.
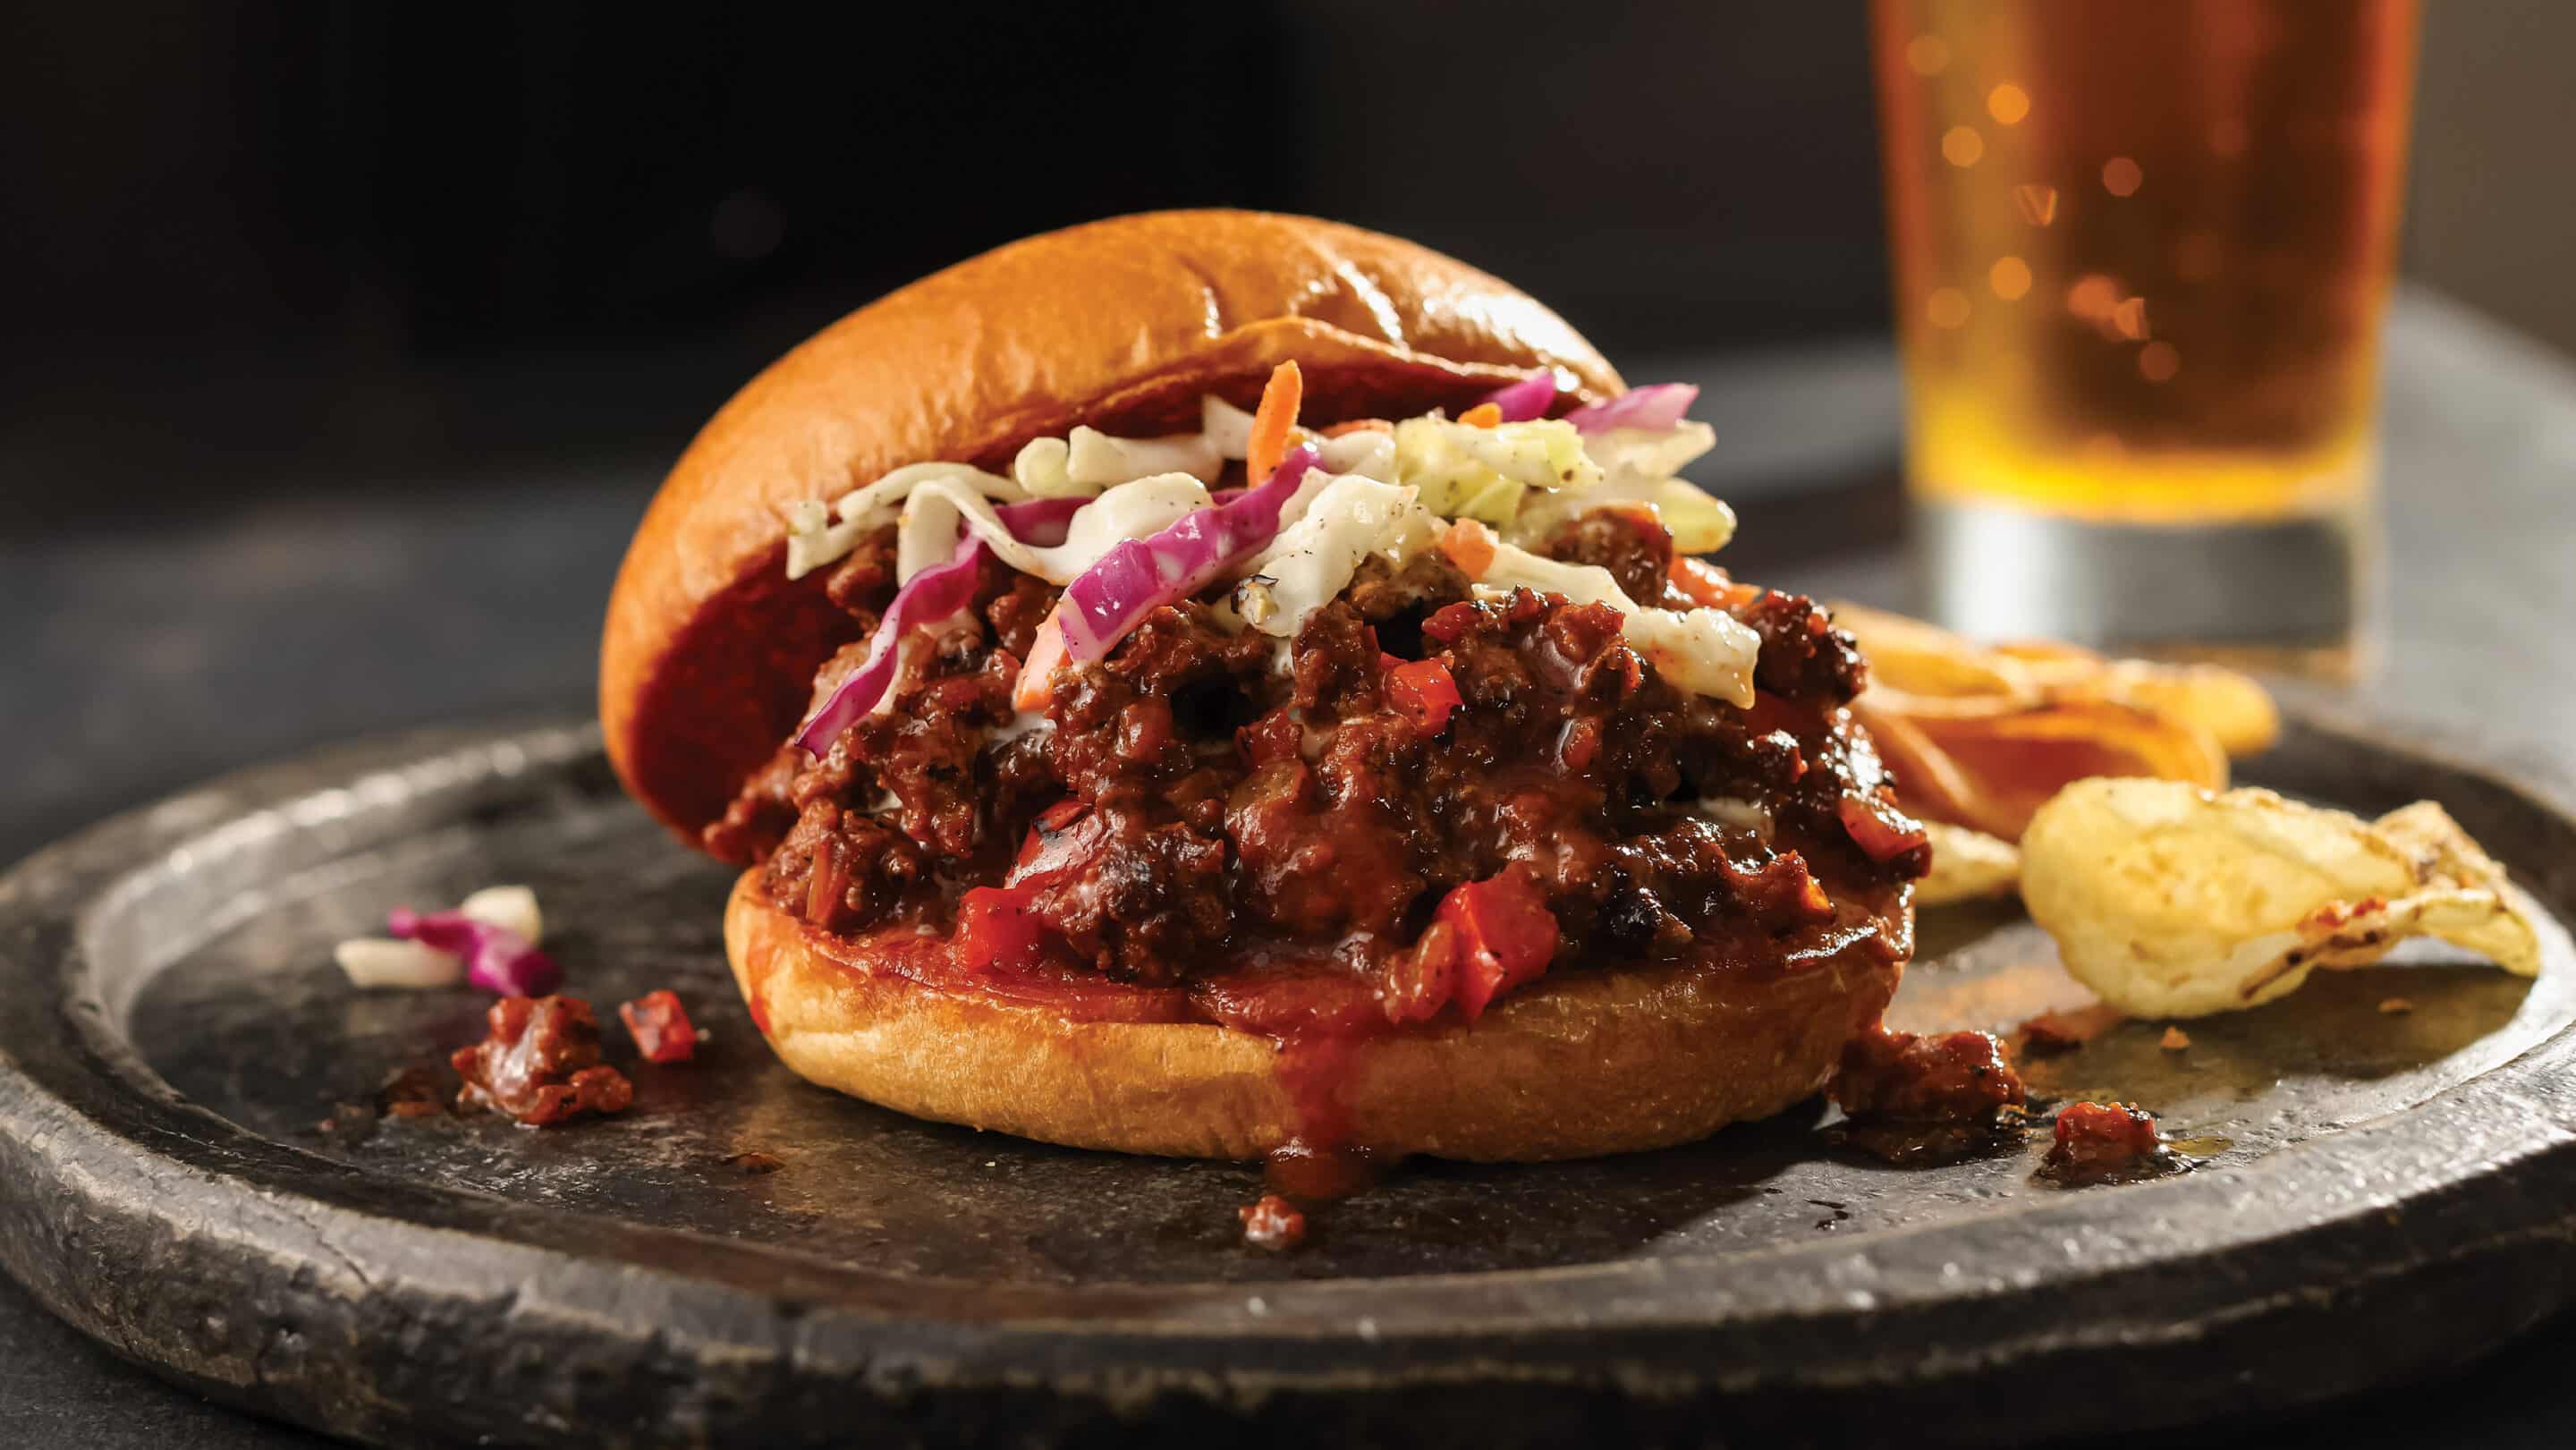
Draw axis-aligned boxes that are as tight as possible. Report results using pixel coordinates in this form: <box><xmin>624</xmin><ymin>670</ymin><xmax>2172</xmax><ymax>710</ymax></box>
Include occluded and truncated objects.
<box><xmin>725</xmin><ymin>871</ymin><xmax>1908</xmax><ymax>1162</ymax></box>
<box><xmin>601</xmin><ymin>209</ymin><xmax>1623</xmax><ymax>844</ymax></box>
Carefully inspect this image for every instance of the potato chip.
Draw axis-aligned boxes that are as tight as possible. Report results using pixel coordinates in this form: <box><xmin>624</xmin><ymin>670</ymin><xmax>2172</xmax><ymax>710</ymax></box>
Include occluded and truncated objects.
<box><xmin>1852</xmin><ymin>695</ymin><xmax>2225</xmax><ymax>842</ymax></box>
<box><xmin>2021</xmin><ymin>778</ymin><xmax>2539</xmax><ymax>1018</ymax></box>
<box><xmin>1835</xmin><ymin>605</ymin><xmax>2275</xmax><ymax>753</ymax></box>
<box><xmin>1834</xmin><ymin>602</ymin><xmax>2276</xmax><ymax>840</ymax></box>
<box><xmin>1834</xmin><ymin>603</ymin><xmax>2039</xmax><ymax>708</ymax></box>
<box><xmin>1998</xmin><ymin>644</ymin><xmax>2282</xmax><ymax>756</ymax></box>
<box><xmin>1850</xmin><ymin>701</ymin><xmax>2010</xmax><ymax>836</ymax></box>
<box><xmin>1915</xmin><ymin>821</ymin><xmax>2021</xmax><ymax>907</ymax></box>
<box><xmin>1907</xmin><ymin>699</ymin><xmax>2227</xmax><ymax>835</ymax></box>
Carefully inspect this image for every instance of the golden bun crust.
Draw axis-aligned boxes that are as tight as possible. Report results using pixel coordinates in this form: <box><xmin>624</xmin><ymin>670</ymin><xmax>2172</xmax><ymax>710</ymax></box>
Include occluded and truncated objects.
<box><xmin>725</xmin><ymin>871</ymin><xmax>1908</xmax><ymax>1162</ymax></box>
<box><xmin>603</xmin><ymin>209</ymin><xmax>1623</xmax><ymax>844</ymax></box>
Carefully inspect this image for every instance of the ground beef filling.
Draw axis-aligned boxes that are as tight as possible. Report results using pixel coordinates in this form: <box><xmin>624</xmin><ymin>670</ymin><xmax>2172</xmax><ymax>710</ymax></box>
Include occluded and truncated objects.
<box><xmin>711</xmin><ymin>510</ymin><xmax>1927</xmax><ymax>996</ymax></box>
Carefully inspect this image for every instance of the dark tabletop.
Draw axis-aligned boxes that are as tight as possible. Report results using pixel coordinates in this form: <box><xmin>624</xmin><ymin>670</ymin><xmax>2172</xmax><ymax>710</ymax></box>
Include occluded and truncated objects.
<box><xmin>5</xmin><ymin>291</ymin><xmax>2573</xmax><ymax>1447</ymax></box>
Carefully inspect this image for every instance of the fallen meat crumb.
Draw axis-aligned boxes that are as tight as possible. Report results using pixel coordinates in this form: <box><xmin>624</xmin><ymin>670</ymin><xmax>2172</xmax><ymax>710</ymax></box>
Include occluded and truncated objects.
<box><xmin>724</xmin><ymin>1151</ymin><xmax>786</xmax><ymax>1175</ymax></box>
<box><xmin>2039</xmin><ymin>1101</ymin><xmax>2172</xmax><ymax>1186</ymax></box>
<box><xmin>2379</xmin><ymin>996</ymin><xmax>2415</xmax><ymax>1015</ymax></box>
<box><xmin>2013</xmin><ymin>1003</ymin><xmax>2125</xmax><ymax>1056</ymax></box>
<box><xmin>318</xmin><ymin>1063</ymin><xmax>451</xmax><ymax>1142</ymax></box>
<box><xmin>2159</xmin><ymin>1025</ymin><xmax>2191</xmax><ymax>1051</ymax></box>
<box><xmin>1826</xmin><ymin>1026</ymin><xmax>2033</xmax><ymax>1166</ymax></box>
<box><xmin>1831</xmin><ymin>1026</ymin><xmax>2027</xmax><ymax>1120</ymax></box>
<box><xmin>452</xmin><ymin>996</ymin><xmax>633</xmax><ymax>1126</ymax></box>
<box><xmin>1239</xmin><ymin>1193</ymin><xmax>1307</xmax><ymax>1251</ymax></box>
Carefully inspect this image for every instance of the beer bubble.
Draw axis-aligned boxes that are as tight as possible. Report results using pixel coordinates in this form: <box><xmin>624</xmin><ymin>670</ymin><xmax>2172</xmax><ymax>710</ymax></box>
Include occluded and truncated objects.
<box><xmin>2210</xmin><ymin>119</ymin><xmax>2250</xmax><ymax>159</ymax></box>
<box><xmin>1989</xmin><ymin>256</ymin><xmax>2033</xmax><ymax>301</ymax></box>
<box><xmin>1926</xmin><ymin>289</ymin><xmax>1971</xmax><ymax>329</ymax></box>
<box><xmin>2111</xmin><ymin>297</ymin><xmax>2150</xmax><ymax>341</ymax></box>
<box><xmin>1942</xmin><ymin>126</ymin><xmax>1985</xmax><ymax>168</ymax></box>
<box><xmin>2013</xmin><ymin>183</ymin><xmax>2060</xmax><ymax>226</ymax></box>
<box><xmin>1906</xmin><ymin>36</ymin><xmax>1950</xmax><ymax>76</ymax></box>
<box><xmin>2138</xmin><ymin>343</ymin><xmax>2181</xmax><ymax>382</ymax></box>
<box><xmin>1987</xmin><ymin>84</ymin><xmax>2031</xmax><ymax>125</ymax></box>
<box><xmin>2102</xmin><ymin>157</ymin><xmax>2144</xmax><ymax>197</ymax></box>
<box><xmin>2066</xmin><ymin>275</ymin><xmax>2119</xmax><ymax>321</ymax></box>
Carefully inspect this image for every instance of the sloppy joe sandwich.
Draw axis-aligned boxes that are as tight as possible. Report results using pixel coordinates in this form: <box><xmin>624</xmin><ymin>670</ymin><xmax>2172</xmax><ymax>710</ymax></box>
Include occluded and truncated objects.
<box><xmin>600</xmin><ymin>210</ymin><xmax>1931</xmax><ymax>1160</ymax></box>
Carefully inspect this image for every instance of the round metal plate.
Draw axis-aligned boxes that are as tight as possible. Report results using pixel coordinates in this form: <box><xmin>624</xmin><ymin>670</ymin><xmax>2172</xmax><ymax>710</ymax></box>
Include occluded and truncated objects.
<box><xmin>4</xmin><ymin>713</ymin><xmax>2576</xmax><ymax>1447</ymax></box>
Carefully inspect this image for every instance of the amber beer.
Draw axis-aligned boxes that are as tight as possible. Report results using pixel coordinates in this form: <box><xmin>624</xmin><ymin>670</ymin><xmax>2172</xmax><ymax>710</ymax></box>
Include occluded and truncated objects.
<box><xmin>1872</xmin><ymin>0</ymin><xmax>2418</xmax><ymax>657</ymax></box>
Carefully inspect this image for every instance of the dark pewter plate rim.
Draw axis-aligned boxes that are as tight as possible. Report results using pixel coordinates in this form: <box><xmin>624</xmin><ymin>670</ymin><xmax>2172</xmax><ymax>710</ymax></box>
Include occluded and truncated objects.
<box><xmin>5</xmin><ymin>708</ymin><xmax>2576</xmax><ymax>1447</ymax></box>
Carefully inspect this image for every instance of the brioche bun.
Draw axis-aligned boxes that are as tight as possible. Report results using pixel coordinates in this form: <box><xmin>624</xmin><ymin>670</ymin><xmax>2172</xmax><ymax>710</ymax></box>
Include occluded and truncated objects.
<box><xmin>602</xmin><ymin>209</ymin><xmax>1622</xmax><ymax>845</ymax></box>
<box><xmin>726</xmin><ymin>872</ymin><xmax>1908</xmax><ymax>1161</ymax></box>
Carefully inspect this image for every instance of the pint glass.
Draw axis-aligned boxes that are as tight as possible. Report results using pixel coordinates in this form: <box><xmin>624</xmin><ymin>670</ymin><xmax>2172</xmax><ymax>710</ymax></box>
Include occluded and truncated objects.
<box><xmin>1872</xmin><ymin>0</ymin><xmax>2419</xmax><ymax>668</ymax></box>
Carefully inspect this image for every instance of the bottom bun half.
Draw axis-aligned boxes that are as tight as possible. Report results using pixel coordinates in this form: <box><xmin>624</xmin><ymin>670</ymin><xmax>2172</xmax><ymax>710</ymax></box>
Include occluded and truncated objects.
<box><xmin>724</xmin><ymin>870</ymin><xmax>1909</xmax><ymax>1162</ymax></box>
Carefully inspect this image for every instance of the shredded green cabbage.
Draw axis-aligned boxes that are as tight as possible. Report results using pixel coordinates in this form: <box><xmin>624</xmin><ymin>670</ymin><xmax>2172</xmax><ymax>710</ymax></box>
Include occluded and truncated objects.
<box><xmin>1394</xmin><ymin>416</ymin><xmax>1599</xmax><ymax>521</ymax></box>
<box><xmin>1643</xmin><ymin>479</ymin><xmax>1738</xmax><ymax>554</ymax></box>
<box><xmin>1394</xmin><ymin>413</ymin><xmax>1731</xmax><ymax>550</ymax></box>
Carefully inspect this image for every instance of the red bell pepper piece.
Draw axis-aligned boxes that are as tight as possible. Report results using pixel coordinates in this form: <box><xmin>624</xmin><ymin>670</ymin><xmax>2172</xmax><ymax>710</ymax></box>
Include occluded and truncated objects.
<box><xmin>617</xmin><ymin>989</ymin><xmax>698</xmax><ymax>1064</ymax></box>
<box><xmin>953</xmin><ymin>886</ymin><xmax>1051</xmax><ymax>975</ymax></box>
<box><xmin>1384</xmin><ymin>657</ymin><xmax>1462</xmax><ymax>736</ymax></box>
<box><xmin>1436</xmin><ymin>867</ymin><xmax>1560</xmax><ymax>1022</ymax></box>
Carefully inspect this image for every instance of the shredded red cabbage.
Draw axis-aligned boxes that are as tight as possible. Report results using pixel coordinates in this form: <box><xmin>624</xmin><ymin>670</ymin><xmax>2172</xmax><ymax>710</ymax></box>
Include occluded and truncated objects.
<box><xmin>389</xmin><ymin>906</ymin><xmax>560</xmax><ymax>996</ymax></box>
<box><xmin>1479</xmin><ymin>372</ymin><xmax>1559</xmax><ymax>422</ymax></box>
<box><xmin>794</xmin><ymin>533</ymin><xmax>987</xmax><ymax>755</ymax></box>
<box><xmin>995</xmin><ymin>496</ymin><xmax>1082</xmax><ymax>547</ymax></box>
<box><xmin>1560</xmin><ymin>382</ymin><xmax>1699</xmax><ymax>435</ymax></box>
<box><xmin>1058</xmin><ymin>445</ymin><xmax>1318</xmax><ymax>663</ymax></box>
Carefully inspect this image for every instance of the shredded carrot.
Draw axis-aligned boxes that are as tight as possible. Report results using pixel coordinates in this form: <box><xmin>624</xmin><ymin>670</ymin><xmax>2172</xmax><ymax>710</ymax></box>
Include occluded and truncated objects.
<box><xmin>1322</xmin><ymin>418</ymin><xmax>1394</xmax><ymax>438</ymax></box>
<box><xmin>1457</xmin><ymin>402</ymin><xmax>1503</xmax><ymax>428</ymax></box>
<box><xmin>1247</xmin><ymin>360</ymin><xmax>1304</xmax><ymax>484</ymax></box>
<box><xmin>1671</xmin><ymin>556</ymin><xmax>1733</xmax><ymax>608</ymax></box>
<box><xmin>1437</xmin><ymin>518</ymin><xmax>1498</xmax><ymax>579</ymax></box>
<box><xmin>1011</xmin><ymin>610</ymin><xmax>1068</xmax><ymax>712</ymax></box>
<box><xmin>1672</xmin><ymin>556</ymin><xmax>1757</xmax><ymax>610</ymax></box>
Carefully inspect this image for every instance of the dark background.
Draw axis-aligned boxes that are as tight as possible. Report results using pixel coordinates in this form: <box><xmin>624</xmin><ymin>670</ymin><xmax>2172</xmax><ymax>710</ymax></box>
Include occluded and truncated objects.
<box><xmin>0</xmin><ymin>4</ymin><xmax>1871</xmax><ymax>530</ymax></box>
<box><xmin>5</xmin><ymin>3</ymin><xmax>2568</xmax><ymax>532</ymax></box>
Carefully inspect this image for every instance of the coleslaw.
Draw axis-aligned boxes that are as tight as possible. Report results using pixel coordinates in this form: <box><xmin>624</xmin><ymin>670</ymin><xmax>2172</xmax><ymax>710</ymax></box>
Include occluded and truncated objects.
<box><xmin>782</xmin><ymin>369</ymin><xmax>1757</xmax><ymax>753</ymax></box>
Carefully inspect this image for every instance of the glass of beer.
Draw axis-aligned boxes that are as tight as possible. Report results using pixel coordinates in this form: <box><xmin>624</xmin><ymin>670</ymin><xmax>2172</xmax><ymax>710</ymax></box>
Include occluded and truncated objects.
<box><xmin>1871</xmin><ymin>0</ymin><xmax>2419</xmax><ymax>671</ymax></box>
